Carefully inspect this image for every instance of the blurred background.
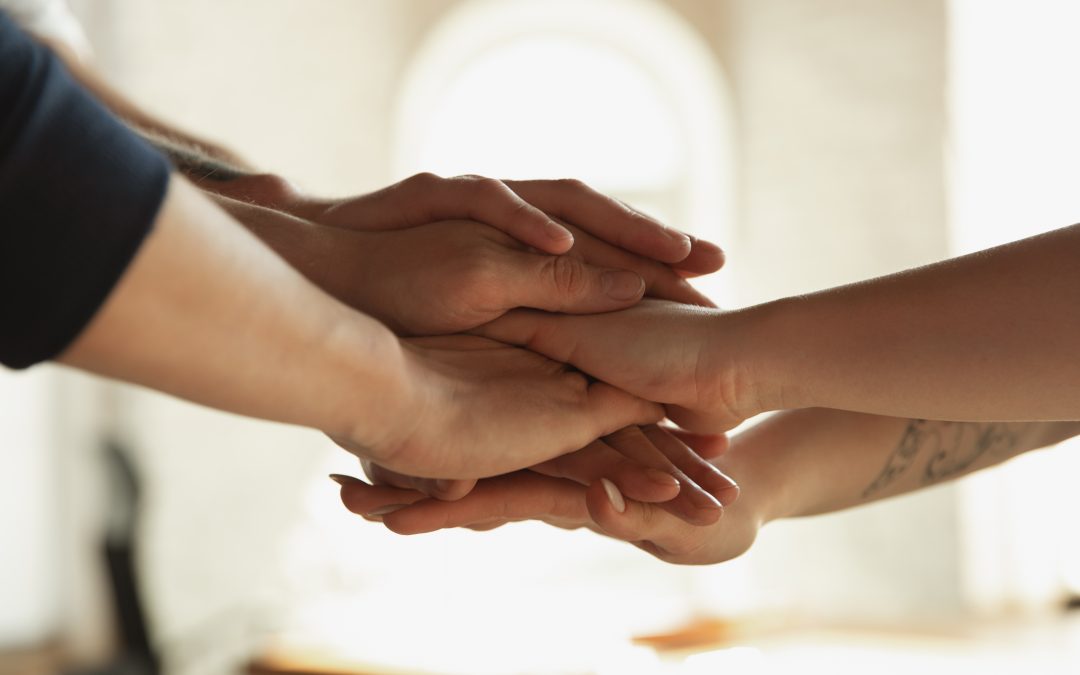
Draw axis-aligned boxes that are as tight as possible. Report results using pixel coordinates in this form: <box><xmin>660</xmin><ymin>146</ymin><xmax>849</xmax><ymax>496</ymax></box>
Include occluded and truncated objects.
<box><xmin>4</xmin><ymin>0</ymin><xmax>1080</xmax><ymax>673</ymax></box>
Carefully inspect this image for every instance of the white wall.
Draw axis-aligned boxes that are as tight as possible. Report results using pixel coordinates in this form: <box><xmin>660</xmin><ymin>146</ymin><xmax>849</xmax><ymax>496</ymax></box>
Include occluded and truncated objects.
<box><xmin>39</xmin><ymin>1</ymin><xmax>961</xmax><ymax>670</ymax></box>
<box><xmin>0</xmin><ymin>368</ymin><xmax>58</xmax><ymax>646</ymax></box>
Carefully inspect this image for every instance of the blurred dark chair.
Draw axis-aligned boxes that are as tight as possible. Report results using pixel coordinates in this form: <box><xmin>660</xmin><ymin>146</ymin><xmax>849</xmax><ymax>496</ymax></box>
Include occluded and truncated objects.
<box><xmin>67</xmin><ymin>439</ymin><xmax>158</xmax><ymax>675</ymax></box>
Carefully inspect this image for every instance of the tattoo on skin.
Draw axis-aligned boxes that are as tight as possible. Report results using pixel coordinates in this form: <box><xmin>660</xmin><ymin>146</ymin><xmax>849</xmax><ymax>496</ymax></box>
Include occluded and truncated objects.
<box><xmin>862</xmin><ymin>420</ymin><xmax>1021</xmax><ymax>499</ymax></box>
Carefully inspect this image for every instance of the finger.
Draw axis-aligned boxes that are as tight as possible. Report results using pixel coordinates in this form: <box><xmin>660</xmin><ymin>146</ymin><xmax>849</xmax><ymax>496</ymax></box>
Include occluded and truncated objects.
<box><xmin>578</xmin><ymin>381</ymin><xmax>665</xmax><ymax>441</ymax></box>
<box><xmin>531</xmin><ymin>439</ymin><xmax>681</xmax><ymax>504</ymax></box>
<box><xmin>505</xmin><ymin>249</ymin><xmax>646</xmax><ymax>314</ymax></box>
<box><xmin>406</xmin><ymin>174</ymin><xmax>575</xmax><ymax>255</ymax></box>
<box><xmin>585</xmin><ymin>480</ymin><xmax>703</xmax><ymax>561</ymax></box>
<box><xmin>332</xmin><ymin>474</ymin><xmax>427</xmax><ymax>520</ymax></box>
<box><xmin>601</xmin><ymin>426</ymin><xmax>724</xmax><ymax>526</ymax></box>
<box><xmin>665</xmin><ymin>403</ymin><xmax>739</xmax><ymax>434</ymax></box>
<box><xmin>672</xmin><ymin>233</ymin><xmax>726</xmax><ymax>277</ymax></box>
<box><xmin>474</xmin><ymin>309</ymin><xmax>577</xmax><ymax>361</ymax></box>
<box><xmin>561</xmin><ymin>226</ymin><xmax>715</xmax><ymax>307</ymax></box>
<box><xmin>648</xmin><ymin>277</ymin><xmax>717</xmax><ymax>308</ymax></box>
<box><xmin>661</xmin><ymin>427</ymin><xmax>730</xmax><ymax>460</ymax></box>
<box><xmin>505</xmin><ymin>179</ymin><xmax>692</xmax><ymax>264</ymax></box>
<box><xmin>642</xmin><ymin>426</ymin><xmax>740</xmax><ymax>507</ymax></box>
<box><xmin>381</xmin><ymin>472</ymin><xmax>589</xmax><ymax>535</ymax></box>
<box><xmin>364</xmin><ymin>461</ymin><xmax>477</xmax><ymax>501</ymax></box>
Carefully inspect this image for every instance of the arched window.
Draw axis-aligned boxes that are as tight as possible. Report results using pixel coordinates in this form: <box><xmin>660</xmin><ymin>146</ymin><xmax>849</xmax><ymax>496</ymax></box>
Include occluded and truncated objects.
<box><xmin>393</xmin><ymin>0</ymin><xmax>736</xmax><ymax>302</ymax></box>
<box><xmin>279</xmin><ymin>4</ymin><xmax>747</xmax><ymax>671</ymax></box>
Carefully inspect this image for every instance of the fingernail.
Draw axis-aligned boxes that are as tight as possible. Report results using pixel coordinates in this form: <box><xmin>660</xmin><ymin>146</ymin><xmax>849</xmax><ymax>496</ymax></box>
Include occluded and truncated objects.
<box><xmin>545</xmin><ymin>219</ymin><xmax>574</xmax><ymax>243</ymax></box>
<box><xmin>368</xmin><ymin>504</ymin><xmax>406</xmax><ymax>516</ymax></box>
<box><xmin>694</xmin><ymin>238</ymin><xmax>724</xmax><ymax>257</ymax></box>
<box><xmin>600</xmin><ymin>478</ymin><xmax>626</xmax><ymax>513</ymax></box>
<box><xmin>689</xmin><ymin>488</ymin><xmax>723</xmax><ymax>511</ymax></box>
<box><xmin>645</xmin><ymin>468</ymin><xmax>680</xmax><ymax>488</ymax></box>
<box><xmin>717</xmin><ymin>483</ymin><xmax>741</xmax><ymax>507</ymax></box>
<box><xmin>434</xmin><ymin>479</ymin><xmax>454</xmax><ymax>493</ymax></box>
<box><xmin>601</xmin><ymin>270</ymin><xmax>645</xmax><ymax>300</ymax></box>
<box><xmin>329</xmin><ymin>473</ymin><xmax>359</xmax><ymax>486</ymax></box>
<box><xmin>664</xmin><ymin>228</ymin><xmax>692</xmax><ymax>251</ymax></box>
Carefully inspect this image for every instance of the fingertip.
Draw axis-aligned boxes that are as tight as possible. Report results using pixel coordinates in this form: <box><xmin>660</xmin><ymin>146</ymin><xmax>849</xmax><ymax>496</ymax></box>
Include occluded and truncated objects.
<box><xmin>717</xmin><ymin>482</ymin><xmax>741</xmax><ymax>507</ymax></box>
<box><xmin>650</xmin><ymin>230</ymin><xmax>693</xmax><ymax>264</ymax></box>
<box><xmin>673</xmin><ymin>237</ymin><xmax>726</xmax><ymax>275</ymax></box>
<box><xmin>536</xmin><ymin>219</ymin><xmax>575</xmax><ymax>254</ymax></box>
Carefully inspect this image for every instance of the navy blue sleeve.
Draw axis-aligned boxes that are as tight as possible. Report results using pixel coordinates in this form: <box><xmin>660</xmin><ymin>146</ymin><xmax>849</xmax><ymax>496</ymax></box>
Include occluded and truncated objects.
<box><xmin>0</xmin><ymin>12</ymin><xmax>170</xmax><ymax>369</ymax></box>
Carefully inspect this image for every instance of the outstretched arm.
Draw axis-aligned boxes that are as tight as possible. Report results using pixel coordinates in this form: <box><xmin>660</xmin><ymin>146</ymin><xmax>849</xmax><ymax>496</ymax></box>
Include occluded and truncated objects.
<box><xmin>338</xmin><ymin>410</ymin><xmax>1080</xmax><ymax>564</ymax></box>
<box><xmin>481</xmin><ymin>224</ymin><xmax>1080</xmax><ymax>428</ymax></box>
<box><xmin>60</xmin><ymin>176</ymin><xmax>663</xmax><ymax>479</ymax></box>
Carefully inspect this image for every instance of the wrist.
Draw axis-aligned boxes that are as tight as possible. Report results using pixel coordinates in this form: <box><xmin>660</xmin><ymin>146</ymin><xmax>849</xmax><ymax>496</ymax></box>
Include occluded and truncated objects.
<box><xmin>700</xmin><ymin>300</ymin><xmax>801</xmax><ymax>425</ymax></box>
<box><xmin>325</xmin><ymin>316</ymin><xmax>417</xmax><ymax>454</ymax></box>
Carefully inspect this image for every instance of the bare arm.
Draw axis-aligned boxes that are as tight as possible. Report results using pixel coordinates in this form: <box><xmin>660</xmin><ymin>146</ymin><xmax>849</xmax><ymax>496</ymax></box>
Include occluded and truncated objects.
<box><xmin>733</xmin><ymin>410</ymin><xmax>1080</xmax><ymax>521</ymax></box>
<box><xmin>759</xmin><ymin>223</ymin><xmax>1080</xmax><ymax>422</ymax></box>
<box><xmin>60</xmin><ymin>176</ymin><xmax>662</xmax><ymax>479</ymax></box>
<box><xmin>337</xmin><ymin>410</ymin><xmax>1080</xmax><ymax>565</ymax></box>
<box><xmin>481</xmin><ymin>224</ymin><xmax>1080</xmax><ymax>428</ymax></box>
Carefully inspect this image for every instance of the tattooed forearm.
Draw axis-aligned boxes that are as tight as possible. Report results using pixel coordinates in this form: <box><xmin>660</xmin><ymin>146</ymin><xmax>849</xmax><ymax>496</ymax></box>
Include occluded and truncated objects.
<box><xmin>862</xmin><ymin>420</ymin><xmax>1022</xmax><ymax>499</ymax></box>
<box><xmin>923</xmin><ymin>422</ymin><xmax>1020</xmax><ymax>482</ymax></box>
<box><xmin>861</xmin><ymin>420</ymin><xmax>925</xmax><ymax>498</ymax></box>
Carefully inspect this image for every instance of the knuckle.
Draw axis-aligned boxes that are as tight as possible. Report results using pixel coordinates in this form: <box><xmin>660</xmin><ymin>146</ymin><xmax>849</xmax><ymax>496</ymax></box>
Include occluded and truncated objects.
<box><xmin>406</xmin><ymin>171</ymin><xmax>441</xmax><ymax>189</ymax></box>
<box><xmin>451</xmin><ymin>248</ymin><xmax>504</xmax><ymax>302</ymax></box>
<box><xmin>545</xmin><ymin>255</ymin><xmax>588</xmax><ymax>297</ymax></box>
<box><xmin>555</xmin><ymin>177</ymin><xmax>589</xmax><ymax>192</ymax></box>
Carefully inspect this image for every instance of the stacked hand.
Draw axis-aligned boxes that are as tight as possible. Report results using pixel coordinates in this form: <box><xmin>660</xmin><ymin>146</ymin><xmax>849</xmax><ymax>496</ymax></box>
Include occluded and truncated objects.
<box><xmin>333</xmin><ymin>424</ymin><xmax>758</xmax><ymax>565</ymax></box>
<box><xmin>210</xmin><ymin>173</ymin><xmax>741</xmax><ymax>525</ymax></box>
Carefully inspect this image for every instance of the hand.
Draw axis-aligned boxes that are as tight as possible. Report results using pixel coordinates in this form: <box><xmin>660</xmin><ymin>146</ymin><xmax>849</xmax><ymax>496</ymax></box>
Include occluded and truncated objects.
<box><xmin>357</xmin><ymin>425</ymin><xmax>739</xmax><ymax>526</ymax></box>
<box><xmin>338</xmin><ymin>335</ymin><xmax>664</xmax><ymax>479</ymax></box>
<box><xmin>211</xmin><ymin>195</ymin><xmax>715</xmax><ymax>334</ymax></box>
<box><xmin>322</xmin><ymin>219</ymin><xmax>716</xmax><ymax>334</ymax></box>
<box><xmin>205</xmin><ymin>172</ymin><xmax>725</xmax><ymax>274</ymax></box>
<box><xmin>476</xmin><ymin>299</ymin><xmax>771</xmax><ymax>433</ymax></box>
<box><xmin>334</xmin><ymin>426</ymin><xmax>764</xmax><ymax>565</ymax></box>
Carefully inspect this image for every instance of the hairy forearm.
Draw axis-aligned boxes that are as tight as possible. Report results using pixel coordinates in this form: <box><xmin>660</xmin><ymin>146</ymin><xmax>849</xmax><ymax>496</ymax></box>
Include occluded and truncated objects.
<box><xmin>742</xmin><ymin>224</ymin><xmax>1080</xmax><ymax>422</ymax></box>
<box><xmin>60</xmin><ymin>176</ymin><xmax>409</xmax><ymax>446</ymax></box>
<box><xmin>736</xmin><ymin>409</ymin><xmax>1080</xmax><ymax>522</ymax></box>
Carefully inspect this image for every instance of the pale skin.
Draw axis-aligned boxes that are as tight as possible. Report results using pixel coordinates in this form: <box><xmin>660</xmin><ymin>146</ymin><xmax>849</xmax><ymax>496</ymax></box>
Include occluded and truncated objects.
<box><xmin>337</xmin><ymin>410</ymin><xmax>1080</xmax><ymax>565</ymax></box>
<box><xmin>58</xmin><ymin>176</ymin><xmax>666</xmax><ymax>480</ymax></box>
<box><xmin>34</xmin><ymin>34</ymin><xmax>737</xmax><ymax>502</ymax></box>
<box><xmin>478</xmin><ymin>223</ymin><xmax>1080</xmax><ymax>431</ymax></box>
<box><xmin>207</xmin><ymin>194</ymin><xmax>716</xmax><ymax>336</ymax></box>
<box><xmin>334</xmin><ymin>224</ymin><xmax>1078</xmax><ymax>560</ymax></box>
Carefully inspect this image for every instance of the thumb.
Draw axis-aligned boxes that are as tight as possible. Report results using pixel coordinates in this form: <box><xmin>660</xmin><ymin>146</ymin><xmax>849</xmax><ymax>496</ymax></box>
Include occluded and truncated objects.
<box><xmin>512</xmin><ymin>251</ymin><xmax>645</xmax><ymax>314</ymax></box>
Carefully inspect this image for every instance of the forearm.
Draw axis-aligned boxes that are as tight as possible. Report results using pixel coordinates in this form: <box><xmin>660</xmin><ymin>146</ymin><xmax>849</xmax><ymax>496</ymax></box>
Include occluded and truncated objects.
<box><xmin>740</xmin><ymin>224</ymin><xmax>1080</xmax><ymax>421</ymax></box>
<box><xmin>734</xmin><ymin>408</ymin><xmax>1080</xmax><ymax>522</ymax></box>
<box><xmin>60</xmin><ymin>176</ymin><xmax>409</xmax><ymax>446</ymax></box>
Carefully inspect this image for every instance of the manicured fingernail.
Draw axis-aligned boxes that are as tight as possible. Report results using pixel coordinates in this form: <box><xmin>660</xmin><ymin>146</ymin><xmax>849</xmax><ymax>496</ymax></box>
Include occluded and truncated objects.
<box><xmin>645</xmin><ymin>468</ymin><xmax>680</xmax><ymax>488</ymax></box>
<box><xmin>601</xmin><ymin>270</ymin><xmax>645</xmax><ymax>300</ymax></box>
<box><xmin>368</xmin><ymin>504</ymin><xmax>406</xmax><ymax>516</ymax></box>
<box><xmin>600</xmin><ymin>478</ymin><xmax>626</xmax><ymax>513</ymax></box>
<box><xmin>329</xmin><ymin>473</ymin><xmax>359</xmax><ymax>486</ymax></box>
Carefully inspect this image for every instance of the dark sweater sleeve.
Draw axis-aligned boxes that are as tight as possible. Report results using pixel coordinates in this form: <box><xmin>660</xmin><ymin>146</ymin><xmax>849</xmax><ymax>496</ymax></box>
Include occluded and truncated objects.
<box><xmin>0</xmin><ymin>12</ymin><xmax>170</xmax><ymax>369</ymax></box>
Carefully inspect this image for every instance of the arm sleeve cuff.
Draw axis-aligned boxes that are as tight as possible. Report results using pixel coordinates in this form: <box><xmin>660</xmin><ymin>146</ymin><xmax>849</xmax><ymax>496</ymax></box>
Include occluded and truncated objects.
<box><xmin>0</xmin><ymin>12</ymin><xmax>171</xmax><ymax>369</ymax></box>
